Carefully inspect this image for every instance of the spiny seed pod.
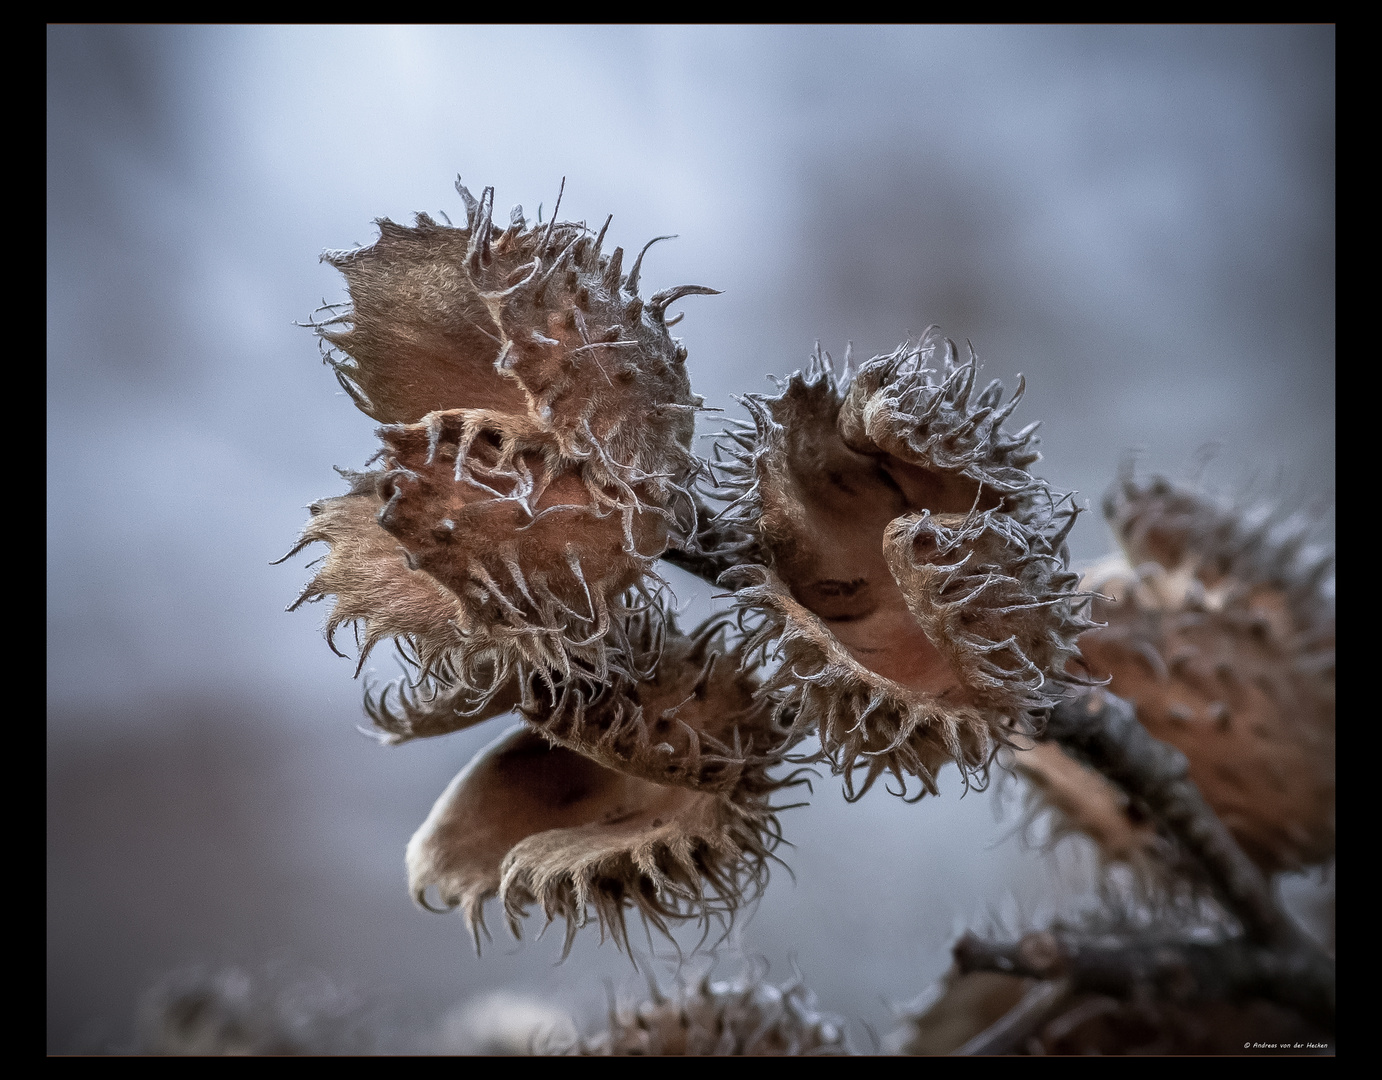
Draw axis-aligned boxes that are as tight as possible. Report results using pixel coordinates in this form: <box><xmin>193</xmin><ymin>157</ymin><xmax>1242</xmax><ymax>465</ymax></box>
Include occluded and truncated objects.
<box><xmin>579</xmin><ymin>969</ymin><xmax>848</xmax><ymax>1056</ymax></box>
<box><xmin>1076</xmin><ymin>476</ymin><xmax>1335</xmax><ymax>873</ymax></box>
<box><xmin>716</xmin><ymin>330</ymin><xmax>1093</xmax><ymax>797</ymax></box>
<box><xmin>290</xmin><ymin>178</ymin><xmax>719</xmax><ymax>724</ymax></box>
<box><xmin>280</xmin><ymin>469</ymin><xmax>462</xmax><ymax>675</ymax></box>
<box><xmin>374</xmin><ymin>410</ymin><xmax>666</xmax><ymax>679</ymax></box>
<box><xmin>405</xmin><ymin>616</ymin><xmax>794</xmax><ymax>954</ymax></box>
<box><xmin>315</xmin><ymin>178</ymin><xmax>709</xmax><ymax>518</ymax></box>
<box><xmin>277</xmin><ymin>468</ymin><xmax>528</xmax><ymax>742</ymax></box>
<box><xmin>1103</xmin><ymin>469</ymin><xmax>1335</xmax><ymax>652</ymax></box>
<box><xmin>525</xmin><ymin>613</ymin><xmax>789</xmax><ymax>792</ymax></box>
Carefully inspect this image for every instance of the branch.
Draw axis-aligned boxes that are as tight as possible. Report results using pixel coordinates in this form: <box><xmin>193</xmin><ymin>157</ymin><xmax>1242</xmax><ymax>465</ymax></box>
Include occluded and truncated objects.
<box><xmin>1043</xmin><ymin>689</ymin><xmax>1292</xmax><ymax>948</ymax></box>
<box><xmin>954</xmin><ymin>929</ymin><xmax>1335</xmax><ymax>1032</ymax></box>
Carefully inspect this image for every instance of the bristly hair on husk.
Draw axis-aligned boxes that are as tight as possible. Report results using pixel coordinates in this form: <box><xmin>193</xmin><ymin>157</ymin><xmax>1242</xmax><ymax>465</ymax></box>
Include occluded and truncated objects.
<box><xmin>404</xmin><ymin>613</ymin><xmax>802</xmax><ymax>956</ymax></box>
<box><xmin>289</xmin><ymin>178</ymin><xmax>722</xmax><ymax>729</ymax></box>
<box><xmin>1074</xmin><ymin>472</ymin><xmax>1335</xmax><ymax>873</ymax></box>
<box><xmin>712</xmin><ymin>329</ymin><xmax>1095</xmax><ymax>798</ymax></box>
<box><xmin>577</xmin><ymin>965</ymin><xmax>849</xmax><ymax>1055</ymax></box>
<box><xmin>312</xmin><ymin>178</ymin><xmax>710</xmax><ymax>527</ymax></box>
<box><xmin>522</xmin><ymin>610</ymin><xmax>792</xmax><ymax>793</ymax></box>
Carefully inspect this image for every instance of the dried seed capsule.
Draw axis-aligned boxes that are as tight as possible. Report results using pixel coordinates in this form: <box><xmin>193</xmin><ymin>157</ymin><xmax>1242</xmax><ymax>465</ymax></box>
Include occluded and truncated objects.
<box><xmin>277</xmin><ymin>469</ymin><xmax>522</xmax><ymax>741</ymax></box>
<box><xmin>579</xmin><ymin>969</ymin><xmax>849</xmax><ymax>1055</ymax></box>
<box><xmin>526</xmin><ymin>614</ymin><xmax>788</xmax><ymax>793</ymax></box>
<box><xmin>279</xmin><ymin>469</ymin><xmax>462</xmax><ymax>675</ymax></box>
<box><xmin>718</xmin><ymin>330</ymin><xmax>1092</xmax><ymax>797</ymax></box>
<box><xmin>374</xmin><ymin>410</ymin><xmax>667</xmax><ymax>685</ymax></box>
<box><xmin>405</xmin><ymin>616</ymin><xmax>794</xmax><ymax>953</ymax></box>
<box><xmin>292</xmin><ymin>179</ymin><xmax>718</xmax><ymax>717</ymax></box>
<box><xmin>315</xmin><ymin>180</ymin><xmax>707</xmax><ymax>526</ymax></box>
<box><xmin>1077</xmin><ymin>476</ymin><xmax>1335</xmax><ymax>873</ymax></box>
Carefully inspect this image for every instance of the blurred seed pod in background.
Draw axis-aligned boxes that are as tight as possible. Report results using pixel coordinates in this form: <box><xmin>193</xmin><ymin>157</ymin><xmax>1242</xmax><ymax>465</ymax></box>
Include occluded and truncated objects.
<box><xmin>1068</xmin><ymin>473</ymin><xmax>1335</xmax><ymax>874</ymax></box>
<box><xmin>578</xmin><ymin>966</ymin><xmax>848</xmax><ymax>1055</ymax></box>
<box><xmin>1005</xmin><ymin>739</ymin><xmax>1170</xmax><ymax>880</ymax></box>
<box><xmin>714</xmin><ymin>330</ymin><xmax>1094</xmax><ymax>797</ymax></box>
<box><xmin>286</xmin><ymin>179</ymin><xmax>720</xmax><ymax>733</ymax></box>
<box><xmin>137</xmin><ymin>965</ymin><xmax>389</xmax><ymax>1056</ymax></box>
<box><xmin>405</xmin><ymin>614</ymin><xmax>798</xmax><ymax>954</ymax></box>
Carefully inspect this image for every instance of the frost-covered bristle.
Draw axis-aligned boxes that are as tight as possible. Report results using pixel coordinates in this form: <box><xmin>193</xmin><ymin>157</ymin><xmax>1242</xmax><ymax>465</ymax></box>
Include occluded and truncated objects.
<box><xmin>711</xmin><ymin>332</ymin><xmax>1090</xmax><ymax>796</ymax></box>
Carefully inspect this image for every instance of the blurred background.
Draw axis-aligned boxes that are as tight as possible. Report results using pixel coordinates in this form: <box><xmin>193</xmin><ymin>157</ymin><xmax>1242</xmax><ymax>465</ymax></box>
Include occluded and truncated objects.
<box><xmin>48</xmin><ymin>25</ymin><xmax>1334</xmax><ymax>1053</ymax></box>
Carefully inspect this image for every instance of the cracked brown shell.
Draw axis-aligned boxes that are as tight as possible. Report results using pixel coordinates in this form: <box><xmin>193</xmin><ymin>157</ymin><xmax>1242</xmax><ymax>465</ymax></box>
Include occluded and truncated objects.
<box><xmin>578</xmin><ymin>970</ymin><xmax>848</xmax><ymax>1056</ymax></box>
<box><xmin>288</xmin><ymin>178</ymin><xmax>718</xmax><ymax>727</ymax></box>
<box><xmin>715</xmin><ymin>331</ymin><xmax>1093</xmax><ymax>797</ymax></box>
<box><xmin>1071</xmin><ymin>475</ymin><xmax>1335</xmax><ymax>873</ymax></box>
<box><xmin>404</xmin><ymin>616</ymin><xmax>795</xmax><ymax>953</ymax></box>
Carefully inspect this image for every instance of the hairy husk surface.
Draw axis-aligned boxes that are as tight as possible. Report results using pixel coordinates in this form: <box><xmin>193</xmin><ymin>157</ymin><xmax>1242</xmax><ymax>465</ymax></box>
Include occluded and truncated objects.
<box><xmin>578</xmin><ymin>970</ymin><xmax>848</xmax><ymax>1055</ymax></box>
<box><xmin>405</xmin><ymin>616</ymin><xmax>795</xmax><ymax>953</ymax></box>
<box><xmin>716</xmin><ymin>331</ymin><xmax>1092</xmax><ymax>796</ymax></box>
<box><xmin>294</xmin><ymin>179</ymin><xmax>716</xmax><ymax>723</ymax></box>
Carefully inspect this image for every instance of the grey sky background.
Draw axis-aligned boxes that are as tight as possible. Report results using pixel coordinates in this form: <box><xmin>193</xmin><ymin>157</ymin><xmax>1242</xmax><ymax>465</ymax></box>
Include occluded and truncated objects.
<box><xmin>47</xmin><ymin>25</ymin><xmax>1334</xmax><ymax>1052</ymax></box>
